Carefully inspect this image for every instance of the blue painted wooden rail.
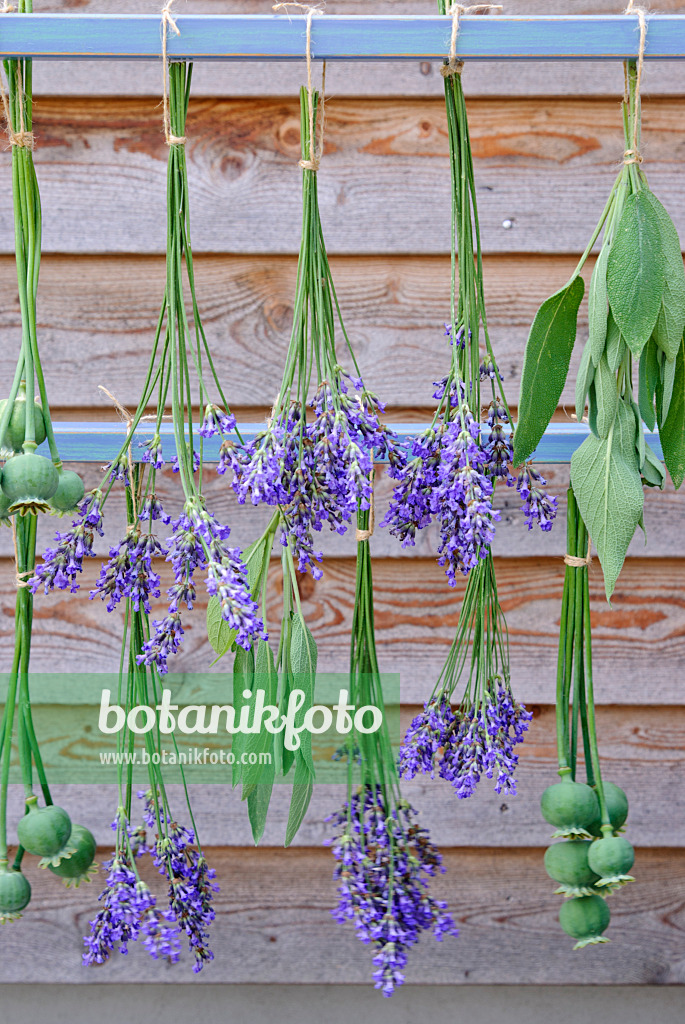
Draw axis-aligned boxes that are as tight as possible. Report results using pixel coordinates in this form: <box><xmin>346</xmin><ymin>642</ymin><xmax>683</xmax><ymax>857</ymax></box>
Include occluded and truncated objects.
<box><xmin>1</xmin><ymin>13</ymin><xmax>679</xmax><ymax>463</ymax></box>
<box><xmin>0</xmin><ymin>14</ymin><xmax>684</xmax><ymax>61</ymax></box>
<box><xmin>39</xmin><ymin>422</ymin><xmax>663</xmax><ymax>465</ymax></box>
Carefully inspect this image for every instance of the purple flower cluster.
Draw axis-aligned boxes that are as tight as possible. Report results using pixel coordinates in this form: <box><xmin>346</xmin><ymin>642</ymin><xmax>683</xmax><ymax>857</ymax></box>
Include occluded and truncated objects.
<box><xmin>484</xmin><ymin>398</ymin><xmax>514</xmax><ymax>481</ymax></box>
<box><xmin>30</xmin><ymin>491</ymin><xmax>105</xmax><ymax>594</ymax></box>
<box><xmin>398</xmin><ymin>689</ymin><xmax>533</xmax><ymax>798</ymax></box>
<box><xmin>223</xmin><ymin>370</ymin><xmax>398</xmax><ymax>578</ymax></box>
<box><xmin>90</xmin><ymin>530</ymin><xmax>165</xmax><ymax>613</ymax></box>
<box><xmin>141</xmin><ymin>434</ymin><xmax>165</xmax><ymax>469</ymax></box>
<box><xmin>199</xmin><ymin>403</ymin><xmax>236</xmax><ymax>439</ymax></box>
<box><xmin>137</xmin><ymin>613</ymin><xmax>185</xmax><ymax>675</ymax></box>
<box><xmin>512</xmin><ymin>464</ymin><xmax>558</xmax><ymax>532</ymax></box>
<box><xmin>325</xmin><ymin>786</ymin><xmax>458</xmax><ymax>996</ymax></box>
<box><xmin>383</xmin><ymin>379</ymin><xmax>498</xmax><ymax>583</ymax></box>
<box><xmin>83</xmin><ymin>854</ymin><xmax>181</xmax><ymax>966</ymax></box>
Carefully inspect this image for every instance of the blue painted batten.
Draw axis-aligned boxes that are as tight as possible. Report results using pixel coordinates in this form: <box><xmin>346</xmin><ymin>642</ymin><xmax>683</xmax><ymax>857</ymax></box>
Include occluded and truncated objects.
<box><xmin>38</xmin><ymin>422</ymin><xmax>664</xmax><ymax>465</ymax></box>
<box><xmin>0</xmin><ymin>14</ymin><xmax>684</xmax><ymax>61</ymax></box>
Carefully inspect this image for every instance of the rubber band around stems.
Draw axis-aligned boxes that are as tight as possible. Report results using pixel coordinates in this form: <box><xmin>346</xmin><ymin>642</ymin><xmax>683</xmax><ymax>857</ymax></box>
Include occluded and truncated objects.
<box><xmin>273</xmin><ymin>2</ymin><xmax>326</xmax><ymax>170</ymax></box>
<box><xmin>441</xmin><ymin>4</ymin><xmax>502</xmax><ymax>79</ymax></box>
<box><xmin>161</xmin><ymin>0</ymin><xmax>186</xmax><ymax>146</ymax></box>
<box><xmin>623</xmin><ymin>1</ymin><xmax>648</xmax><ymax>164</ymax></box>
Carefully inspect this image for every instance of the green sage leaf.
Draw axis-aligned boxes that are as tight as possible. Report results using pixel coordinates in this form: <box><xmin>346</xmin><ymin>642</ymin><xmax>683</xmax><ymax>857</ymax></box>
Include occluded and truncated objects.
<box><xmin>605</xmin><ymin>313</ymin><xmax>627</xmax><ymax>375</ymax></box>
<box><xmin>207</xmin><ymin>533</ymin><xmax>273</xmax><ymax>660</ymax></box>
<box><xmin>607</xmin><ymin>190</ymin><xmax>666</xmax><ymax>358</ymax></box>
<box><xmin>575</xmin><ymin>340</ymin><xmax>595</xmax><ymax>425</ymax></box>
<box><xmin>289</xmin><ymin>615</ymin><xmax>317</xmax><ymax>774</ymax></box>
<box><xmin>284</xmin><ymin>753</ymin><xmax>314</xmax><ymax>847</ymax></box>
<box><xmin>641</xmin><ymin>442</ymin><xmax>666</xmax><ymax>489</ymax></box>
<box><xmin>661</xmin><ymin>352</ymin><xmax>677</xmax><ymax>426</ymax></box>
<box><xmin>247</xmin><ymin>783</ymin><xmax>274</xmax><ymax>846</ymax></box>
<box><xmin>570</xmin><ymin>399</ymin><xmax>644</xmax><ymax>601</ymax></box>
<box><xmin>594</xmin><ymin>354</ymin><xmax>619</xmax><ymax>439</ymax></box>
<box><xmin>642</xmin><ymin>190</ymin><xmax>685</xmax><ymax>362</ymax></box>
<box><xmin>631</xmin><ymin>400</ymin><xmax>645</xmax><ymax>471</ymax></box>
<box><xmin>232</xmin><ymin>644</ymin><xmax>255</xmax><ymax>787</ymax></box>
<box><xmin>638</xmin><ymin>336</ymin><xmax>659</xmax><ymax>431</ymax></box>
<box><xmin>660</xmin><ymin>335</ymin><xmax>685</xmax><ymax>489</ymax></box>
<box><xmin>514</xmin><ymin>275</ymin><xmax>585</xmax><ymax>465</ymax></box>
<box><xmin>588</xmin><ymin>245</ymin><xmax>609</xmax><ymax>366</ymax></box>
<box><xmin>241</xmin><ymin>639</ymin><xmax>278</xmax><ymax>797</ymax></box>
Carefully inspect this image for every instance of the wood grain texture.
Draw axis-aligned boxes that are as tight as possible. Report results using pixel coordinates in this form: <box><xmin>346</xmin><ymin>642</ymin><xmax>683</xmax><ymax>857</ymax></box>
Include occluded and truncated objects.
<box><xmin>4</xmin><ymin>96</ymin><xmax>685</xmax><ymax>255</ymax></box>
<box><xmin>2</xmin><ymin>846</ymin><xmax>684</xmax><ymax>984</ymax></box>
<box><xmin>2</xmin><ymin>555</ymin><xmax>683</xmax><ymax>704</ymax></box>
<box><xmin>3</xmin><ymin>705</ymin><xmax>681</xmax><ymax>848</ymax></box>
<box><xmin>26</xmin><ymin>0</ymin><xmax>685</xmax><ymax>98</ymax></box>
<box><xmin>0</xmin><ymin>461</ymin><xmax>680</xmax><ymax>562</ymax></box>
<box><xmin>0</xmin><ymin>253</ymin><xmax>652</xmax><ymax>412</ymax></box>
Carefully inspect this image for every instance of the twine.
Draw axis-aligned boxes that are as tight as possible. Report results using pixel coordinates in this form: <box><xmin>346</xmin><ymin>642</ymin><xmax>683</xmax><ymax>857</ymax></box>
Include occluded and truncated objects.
<box><xmin>0</xmin><ymin>47</ymin><xmax>35</xmax><ymax>150</ymax></box>
<box><xmin>355</xmin><ymin>471</ymin><xmax>375</xmax><ymax>542</ymax></box>
<box><xmin>12</xmin><ymin>519</ymin><xmax>32</xmax><ymax>589</ymax></box>
<box><xmin>623</xmin><ymin>1</ymin><xmax>648</xmax><ymax>165</ymax></box>
<box><xmin>564</xmin><ymin>537</ymin><xmax>592</xmax><ymax>568</ymax></box>
<box><xmin>441</xmin><ymin>4</ymin><xmax>502</xmax><ymax>78</ymax></box>
<box><xmin>161</xmin><ymin>0</ymin><xmax>186</xmax><ymax>146</ymax></box>
<box><xmin>273</xmin><ymin>2</ymin><xmax>326</xmax><ymax>171</ymax></box>
<box><xmin>98</xmin><ymin>385</ymin><xmax>138</xmax><ymax>521</ymax></box>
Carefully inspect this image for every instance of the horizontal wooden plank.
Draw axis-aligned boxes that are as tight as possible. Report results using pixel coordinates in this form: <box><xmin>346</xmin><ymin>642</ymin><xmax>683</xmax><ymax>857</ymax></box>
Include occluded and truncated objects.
<box><xmin>2</xmin><ymin>846</ymin><xmax>683</xmax><ymax>984</ymax></box>
<box><xmin>4</xmin><ymin>252</ymin><xmax>684</xmax><ymax>416</ymax></box>
<box><xmin>28</xmin><ymin>1</ymin><xmax>685</xmax><ymax>98</ymax></box>
<box><xmin>3</xmin><ymin>555</ymin><xmax>684</xmax><ymax>704</ymax></box>
<box><xmin>3</xmin><ymin>705</ymin><xmax>681</xmax><ymax>848</ymax></box>
<box><xmin>0</xmin><ymin>460</ymin><xmax>680</xmax><ymax>562</ymax></box>
<box><xmin>4</xmin><ymin>96</ymin><xmax>685</xmax><ymax>254</ymax></box>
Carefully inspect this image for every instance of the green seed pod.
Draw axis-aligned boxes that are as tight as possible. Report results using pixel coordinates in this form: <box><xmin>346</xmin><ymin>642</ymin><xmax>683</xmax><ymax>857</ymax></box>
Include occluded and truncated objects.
<box><xmin>540</xmin><ymin>778</ymin><xmax>600</xmax><ymax>838</ymax></box>
<box><xmin>544</xmin><ymin>840</ymin><xmax>600</xmax><ymax>892</ymax></box>
<box><xmin>2</xmin><ymin>452</ymin><xmax>59</xmax><ymax>515</ymax></box>
<box><xmin>590</xmin><ymin>781</ymin><xmax>629</xmax><ymax>835</ymax></box>
<box><xmin>0</xmin><ymin>860</ymin><xmax>31</xmax><ymax>921</ymax></box>
<box><xmin>0</xmin><ymin>483</ymin><xmax>12</xmax><ymax>521</ymax></box>
<box><xmin>50</xmin><ymin>468</ymin><xmax>85</xmax><ymax>513</ymax></box>
<box><xmin>559</xmin><ymin>894</ymin><xmax>610</xmax><ymax>948</ymax></box>
<box><xmin>17</xmin><ymin>796</ymin><xmax>72</xmax><ymax>858</ymax></box>
<box><xmin>588</xmin><ymin>835</ymin><xmax>635</xmax><ymax>886</ymax></box>
<box><xmin>47</xmin><ymin>825</ymin><xmax>97</xmax><ymax>887</ymax></box>
<box><xmin>0</xmin><ymin>383</ymin><xmax>46</xmax><ymax>453</ymax></box>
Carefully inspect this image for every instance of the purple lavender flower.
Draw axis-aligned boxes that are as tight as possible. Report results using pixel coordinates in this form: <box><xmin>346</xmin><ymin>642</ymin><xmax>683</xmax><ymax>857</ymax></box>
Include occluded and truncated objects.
<box><xmin>140</xmin><ymin>907</ymin><xmax>182</xmax><ymax>962</ymax></box>
<box><xmin>90</xmin><ymin>530</ymin><xmax>166</xmax><ymax>613</ymax></box>
<box><xmin>141</xmin><ymin>434</ymin><xmax>165</xmax><ymax>469</ymax></box>
<box><xmin>30</xmin><ymin>491</ymin><xmax>104</xmax><ymax>594</ymax></box>
<box><xmin>326</xmin><ymin>786</ymin><xmax>458</xmax><ymax>996</ymax></box>
<box><xmin>171</xmin><ymin>448</ymin><xmax>201</xmax><ymax>474</ymax></box>
<box><xmin>106</xmin><ymin>455</ymin><xmax>130</xmax><ymax>485</ymax></box>
<box><xmin>399</xmin><ymin>687</ymin><xmax>532</xmax><ymax>798</ymax></box>
<box><xmin>139</xmin><ymin>494</ymin><xmax>171</xmax><ymax>525</ymax></box>
<box><xmin>136</xmin><ymin>612</ymin><xmax>185</xmax><ymax>675</ymax></box>
<box><xmin>484</xmin><ymin>399</ymin><xmax>514</xmax><ymax>482</ymax></box>
<box><xmin>83</xmin><ymin>854</ymin><xmax>154</xmax><ymax>964</ymax></box>
<box><xmin>199</xmin><ymin>403</ymin><xmax>236</xmax><ymax>439</ymax></box>
<box><xmin>443</xmin><ymin>323</ymin><xmax>466</xmax><ymax>348</ymax></box>
<box><xmin>512</xmin><ymin>464</ymin><xmax>558</xmax><ymax>532</ymax></box>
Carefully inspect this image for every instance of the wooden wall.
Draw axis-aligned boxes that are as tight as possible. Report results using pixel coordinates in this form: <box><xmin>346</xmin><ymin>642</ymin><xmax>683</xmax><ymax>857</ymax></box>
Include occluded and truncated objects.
<box><xmin>1</xmin><ymin>0</ymin><xmax>684</xmax><ymax>993</ymax></box>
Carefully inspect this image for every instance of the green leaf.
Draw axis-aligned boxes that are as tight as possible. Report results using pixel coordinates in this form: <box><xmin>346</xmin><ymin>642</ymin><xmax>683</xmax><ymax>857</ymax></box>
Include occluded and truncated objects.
<box><xmin>661</xmin><ymin>353</ymin><xmax>677</xmax><ymax>426</ymax></box>
<box><xmin>593</xmin><ymin>354</ymin><xmax>618</xmax><ymax>439</ymax></box>
<box><xmin>638</xmin><ymin>336</ymin><xmax>659</xmax><ymax>431</ymax></box>
<box><xmin>607</xmin><ymin>190</ymin><xmax>666</xmax><ymax>358</ymax></box>
<box><xmin>247</xmin><ymin>783</ymin><xmax>274</xmax><ymax>846</ymax></box>
<box><xmin>642</xmin><ymin>190</ymin><xmax>685</xmax><ymax>362</ymax></box>
<box><xmin>232</xmin><ymin>645</ymin><xmax>254</xmax><ymax>787</ymax></box>
<box><xmin>513</xmin><ymin>276</ymin><xmax>585</xmax><ymax>465</ymax></box>
<box><xmin>206</xmin><ymin>533</ymin><xmax>273</xmax><ymax>660</ymax></box>
<box><xmin>631</xmin><ymin>401</ymin><xmax>645</xmax><ymax>471</ymax></box>
<box><xmin>660</xmin><ymin>335</ymin><xmax>685</xmax><ymax>489</ymax></box>
<box><xmin>575</xmin><ymin>340</ymin><xmax>595</xmax><ymax>424</ymax></box>
<box><xmin>570</xmin><ymin>399</ymin><xmax>644</xmax><ymax>601</ymax></box>
<box><xmin>605</xmin><ymin>313</ymin><xmax>627</xmax><ymax>375</ymax></box>
<box><xmin>641</xmin><ymin>442</ymin><xmax>666</xmax><ymax>489</ymax></box>
<box><xmin>588</xmin><ymin>245</ymin><xmax>609</xmax><ymax>365</ymax></box>
<box><xmin>284</xmin><ymin>754</ymin><xmax>314</xmax><ymax>847</ymax></box>
<box><xmin>241</xmin><ymin>639</ymin><xmax>278</xmax><ymax>794</ymax></box>
<box><xmin>289</xmin><ymin>615</ymin><xmax>317</xmax><ymax>774</ymax></box>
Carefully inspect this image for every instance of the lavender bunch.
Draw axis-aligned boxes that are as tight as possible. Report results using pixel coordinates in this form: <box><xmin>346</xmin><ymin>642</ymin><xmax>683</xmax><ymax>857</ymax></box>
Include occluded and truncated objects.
<box><xmin>382</xmin><ymin>22</ymin><xmax>556</xmax><ymax>582</ymax></box>
<box><xmin>398</xmin><ymin>553</ymin><xmax>531</xmax><ymax>800</ymax></box>
<box><xmin>221</xmin><ymin>87</ymin><xmax>400</xmax><ymax>578</ymax></box>
<box><xmin>30</xmin><ymin>59</ymin><xmax>264</xmax><ymax>673</ymax></box>
<box><xmin>326</xmin><ymin>504</ymin><xmax>457</xmax><ymax>995</ymax></box>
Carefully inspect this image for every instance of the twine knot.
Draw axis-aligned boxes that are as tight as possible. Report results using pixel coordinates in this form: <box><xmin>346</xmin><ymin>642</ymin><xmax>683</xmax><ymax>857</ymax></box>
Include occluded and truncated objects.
<box><xmin>441</xmin><ymin>4</ymin><xmax>502</xmax><ymax>78</ymax></box>
<box><xmin>273</xmin><ymin>2</ymin><xmax>326</xmax><ymax>171</ymax></box>
<box><xmin>564</xmin><ymin>536</ymin><xmax>592</xmax><ymax>568</ymax></box>
<box><xmin>161</xmin><ymin>0</ymin><xmax>187</xmax><ymax>146</ymax></box>
<box><xmin>623</xmin><ymin>2</ymin><xmax>648</xmax><ymax>164</ymax></box>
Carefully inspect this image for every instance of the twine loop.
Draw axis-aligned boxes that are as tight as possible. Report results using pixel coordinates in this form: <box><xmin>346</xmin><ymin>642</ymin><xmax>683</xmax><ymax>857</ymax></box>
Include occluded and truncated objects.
<box><xmin>273</xmin><ymin>2</ymin><xmax>326</xmax><ymax>171</ymax></box>
<box><xmin>564</xmin><ymin>537</ymin><xmax>592</xmax><ymax>568</ymax></box>
<box><xmin>12</xmin><ymin>521</ymin><xmax>32</xmax><ymax>589</ymax></box>
<box><xmin>623</xmin><ymin>2</ymin><xmax>648</xmax><ymax>165</ymax></box>
<box><xmin>161</xmin><ymin>0</ymin><xmax>186</xmax><ymax>146</ymax></box>
<box><xmin>441</xmin><ymin>4</ymin><xmax>502</xmax><ymax>78</ymax></box>
<box><xmin>98</xmin><ymin>385</ymin><xmax>138</xmax><ymax>520</ymax></box>
<box><xmin>0</xmin><ymin>59</ymin><xmax>36</xmax><ymax>150</ymax></box>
